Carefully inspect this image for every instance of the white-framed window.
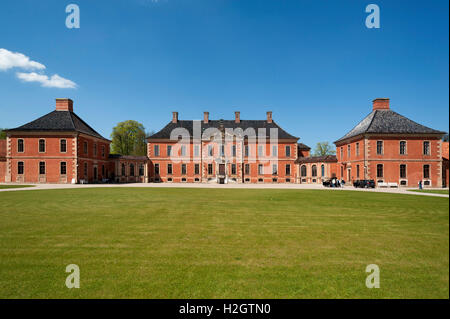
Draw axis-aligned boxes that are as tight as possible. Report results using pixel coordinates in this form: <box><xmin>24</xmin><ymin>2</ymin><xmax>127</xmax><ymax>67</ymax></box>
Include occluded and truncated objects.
<box><xmin>400</xmin><ymin>141</ymin><xmax>407</xmax><ymax>155</ymax></box>
<box><xmin>423</xmin><ymin>164</ymin><xmax>430</xmax><ymax>179</ymax></box>
<box><xmin>154</xmin><ymin>145</ymin><xmax>160</xmax><ymax>157</ymax></box>
<box><xmin>301</xmin><ymin>165</ymin><xmax>307</xmax><ymax>177</ymax></box>
<box><xmin>17</xmin><ymin>139</ymin><xmax>24</xmax><ymax>153</ymax></box>
<box><xmin>167</xmin><ymin>145</ymin><xmax>172</xmax><ymax>157</ymax></box>
<box><xmin>60</xmin><ymin>139</ymin><xmax>67</xmax><ymax>153</ymax></box>
<box><xmin>258</xmin><ymin>164</ymin><xmax>263</xmax><ymax>175</ymax></box>
<box><xmin>167</xmin><ymin>163</ymin><xmax>173</xmax><ymax>175</ymax></box>
<box><xmin>18</xmin><ymin>161</ymin><xmax>24</xmax><ymax>175</ymax></box>
<box><xmin>232</xmin><ymin>145</ymin><xmax>236</xmax><ymax>157</ymax></box>
<box><xmin>285</xmin><ymin>164</ymin><xmax>291</xmax><ymax>175</ymax></box>
<box><xmin>38</xmin><ymin>139</ymin><xmax>45</xmax><ymax>153</ymax></box>
<box><xmin>272</xmin><ymin>164</ymin><xmax>278</xmax><ymax>175</ymax></box>
<box><xmin>423</xmin><ymin>141</ymin><xmax>430</xmax><ymax>155</ymax></box>
<box><xmin>60</xmin><ymin>162</ymin><xmax>67</xmax><ymax>175</ymax></box>
<box><xmin>347</xmin><ymin>145</ymin><xmax>351</xmax><ymax>158</ymax></box>
<box><xmin>193</xmin><ymin>145</ymin><xmax>199</xmax><ymax>157</ymax></box>
<box><xmin>245</xmin><ymin>145</ymin><xmax>249</xmax><ymax>157</ymax></box>
<box><xmin>312</xmin><ymin>165</ymin><xmax>317</xmax><ymax>177</ymax></box>
<box><xmin>272</xmin><ymin>145</ymin><xmax>277</xmax><ymax>157</ymax></box>
<box><xmin>285</xmin><ymin>145</ymin><xmax>291</xmax><ymax>157</ymax></box>
<box><xmin>376</xmin><ymin>141</ymin><xmax>383</xmax><ymax>155</ymax></box>
<box><xmin>356</xmin><ymin>142</ymin><xmax>360</xmax><ymax>156</ymax></box>
<box><xmin>377</xmin><ymin>164</ymin><xmax>383</xmax><ymax>178</ymax></box>
<box><xmin>231</xmin><ymin>163</ymin><xmax>237</xmax><ymax>175</ymax></box>
<box><xmin>39</xmin><ymin>161</ymin><xmax>46</xmax><ymax>175</ymax></box>
<box><xmin>181</xmin><ymin>164</ymin><xmax>187</xmax><ymax>175</ymax></box>
<box><xmin>258</xmin><ymin>145</ymin><xmax>264</xmax><ymax>157</ymax></box>
<box><xmin>400</xmin><ymin>164</ymin><xmax>407</xmax><ymax>179</ymax></box>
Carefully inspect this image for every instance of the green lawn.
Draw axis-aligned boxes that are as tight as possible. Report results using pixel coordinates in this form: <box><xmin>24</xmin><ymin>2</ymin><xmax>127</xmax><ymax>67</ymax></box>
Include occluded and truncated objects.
<box><xmin>0</xmin><ymin>185</ymin><xmax>34</xmax><ymax>189</ymax></box>
<box><xmin>408</xmin><ymin>189</ymin><xmax>449</xmax><ymax>195</ymax></box>
<box><xmin>0</xmin><ymin>188</ymin><xmax>448</xmax><ymax>299</ymax></box>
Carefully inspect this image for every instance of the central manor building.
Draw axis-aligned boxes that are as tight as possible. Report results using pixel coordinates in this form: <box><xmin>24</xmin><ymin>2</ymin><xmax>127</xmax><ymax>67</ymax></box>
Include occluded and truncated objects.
<box><xmin>0</xmin><ymin>98</ymin><xmax>447</xmax><ymax>187</ymax></box>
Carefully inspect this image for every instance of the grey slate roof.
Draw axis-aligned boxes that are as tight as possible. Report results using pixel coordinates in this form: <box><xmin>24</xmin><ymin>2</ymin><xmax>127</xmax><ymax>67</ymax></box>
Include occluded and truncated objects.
<box><xmin>335</xmin><ymin>109</ymin><xmax>446</xmax><ymax>143</ymax></box>
<box><xmin>296</xmin><ymin>155</ymin><xmax>337</xmax><ymax>164</ymax></box>
<box><xmin>7</xmin><ymin>111</ymin><xmax>108</xmax><ymax>140</ymax></box>
<box><xmin>148</xmin><ymin>120</ymin><xmax>299</xmax><ymax>140</ymax></box>
<box><xmin>298</xmin><ymin>143</ymin><xmax>311</xmax><ymax>151</ymax></box>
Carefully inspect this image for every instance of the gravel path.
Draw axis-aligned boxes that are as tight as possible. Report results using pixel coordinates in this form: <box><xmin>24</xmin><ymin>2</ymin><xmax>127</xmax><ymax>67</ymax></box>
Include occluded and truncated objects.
<box><xmin>1</xmin><ymin>182</ymin><xmax>448</xmax><ymax>198</ymax></box>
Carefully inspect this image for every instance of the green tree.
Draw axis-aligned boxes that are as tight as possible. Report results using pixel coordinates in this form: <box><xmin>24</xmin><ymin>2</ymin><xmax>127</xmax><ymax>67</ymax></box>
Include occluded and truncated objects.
<box><xmin>110</xmin><ymin>120</ymin><xmax>147</xmax><ymax>156</ymax></box>
<box><xmin>0</xmin><ymin>128</ymin><xmax>7</xmax><ymax>139</ymax></box>
<box><xmin>313</xmin><ymin>141</ymin><xmax>336</xmax><ymax>156</ymax></box>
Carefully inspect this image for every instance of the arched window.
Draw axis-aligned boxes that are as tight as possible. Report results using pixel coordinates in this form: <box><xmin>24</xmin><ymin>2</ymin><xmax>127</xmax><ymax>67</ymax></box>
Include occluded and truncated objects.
<box><xmin>312</xmin><ymin>165</ymin><xmax>317</xmax><ymax>177</ymax></box>
<box><xmin>130</xmin><ymin>164</ymin><xmax>135</xmax><ymax>177</ymax></box>
<box><xmin>301</xmin><ymin>165</ymin><xmax>307</xmax><ymax>177</ymax></box>
<box><xmin>321</xmin><ymin>164</ymin><xmax>325</xmax><ymax>177</ymax></box>
<box><xmin>121</xmin><ymin>163</ymin><xmax>126</xmax><ymax>176</ymax></box>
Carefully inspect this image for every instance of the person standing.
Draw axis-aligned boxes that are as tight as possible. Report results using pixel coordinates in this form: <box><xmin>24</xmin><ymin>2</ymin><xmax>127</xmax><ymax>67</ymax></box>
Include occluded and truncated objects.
<box><xmin>419</xmin><ymin>180</ymin><xmax>423</xmax><ymax>190</ymax></box>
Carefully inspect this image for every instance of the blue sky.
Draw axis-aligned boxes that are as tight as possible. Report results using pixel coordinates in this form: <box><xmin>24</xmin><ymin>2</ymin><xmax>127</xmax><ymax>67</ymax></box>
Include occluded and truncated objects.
<box><xmin>0</xmin><ymin>0</ymin><xmax>448</xmax><ymax>147</ymax></box>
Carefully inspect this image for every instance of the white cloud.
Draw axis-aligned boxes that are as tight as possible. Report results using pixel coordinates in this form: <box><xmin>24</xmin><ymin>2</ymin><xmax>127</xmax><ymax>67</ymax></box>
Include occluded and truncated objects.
<box><xmin>0</xmin><ymin>48</ymin><xmax>77</xmax><ymax>89</ymax></box>
<box><xmin>0</xmin><ymin>48</ymin><xmax>46</xmax><ymax>71</ymax></box>
<box><xmin>16</xmin><ymin>72</ymin><xmax>77</xmax><ymax>89</ymax></box>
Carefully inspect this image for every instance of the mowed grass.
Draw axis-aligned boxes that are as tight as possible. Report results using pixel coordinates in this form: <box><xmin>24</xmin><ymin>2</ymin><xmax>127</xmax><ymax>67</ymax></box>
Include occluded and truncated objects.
<box><xmin>0</xmin><ymin>185</ymin><xmax>34</xmax><ymax>189</ymax></box>
<box><xmin>0</xmin><ymin>188</ymin><xmax>448</xmax><ymax>299</ymax></box>
<box><xmin>409</xmin><ymin>189</ymin><xmax>449</xmax><ymax>195</ymax></box>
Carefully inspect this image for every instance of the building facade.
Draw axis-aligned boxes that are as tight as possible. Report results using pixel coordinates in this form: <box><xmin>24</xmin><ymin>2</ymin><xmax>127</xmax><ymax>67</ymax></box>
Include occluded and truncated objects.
<box><xmin>334</xmin><ymin>98</ymin><xmax>446</xmax><ymax>187</ymax></box>
<box><xmin>147</xmin><ymin>111</ymin><xmax>300</xmax><ymax>183</ymax></box>
<box><xmin>0</xmin><ymin>97</ymin><xmax>447</xmax><ymax>187</ymax></box>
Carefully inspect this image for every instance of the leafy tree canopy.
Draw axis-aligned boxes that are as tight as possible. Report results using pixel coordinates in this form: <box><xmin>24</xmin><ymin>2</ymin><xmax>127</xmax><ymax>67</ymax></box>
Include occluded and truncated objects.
<box><xmin>0</xmin><ymin>128</ymin><xmax>7</xmax><ymax>140</ymax></box>
<box><xmin>110</xmin><ymin>120</ymin><xmax>147</xmax><ymax>156</ymax></box>
<box><xmin>313</xmin><ymin>141</ymin><xmax>336</xmax><ymax>156</ymax></box>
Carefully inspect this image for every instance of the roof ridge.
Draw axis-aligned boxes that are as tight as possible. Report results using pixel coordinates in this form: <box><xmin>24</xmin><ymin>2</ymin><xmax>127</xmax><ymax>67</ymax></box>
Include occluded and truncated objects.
<box><xmin>70</xmin><ymin>112</ymin><xmax>107</xmax><ymax>140</ymax></box>
<box><xmin>365</xmin><ymin>109</ymin><xmax>378</xmax><ymax>133</ymax></box>
<box><xmin>67</xmin><ymin>110</ymin><xmax>76</xmax><ymax>130</ymax></box>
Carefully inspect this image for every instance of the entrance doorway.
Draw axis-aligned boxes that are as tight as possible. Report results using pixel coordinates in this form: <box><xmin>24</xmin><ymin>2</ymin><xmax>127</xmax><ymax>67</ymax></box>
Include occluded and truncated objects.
<box><xmin>219</xmin><ymin>164</ymin><xmax>225</xmax><ymax>175</ymax></box>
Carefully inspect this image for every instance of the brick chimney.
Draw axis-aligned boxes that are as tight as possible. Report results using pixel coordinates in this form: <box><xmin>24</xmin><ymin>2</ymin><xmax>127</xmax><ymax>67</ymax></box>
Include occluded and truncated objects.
<box><xmin>266</xmin><ymin>111</ymin><xmax>273</xmax><ymax>123</ymax></box>
<box><xmin>235</xmin><ymin>111</ymin><xmax>240</xmax><ymax>123</ymax></box>
<box><xmin>203</xmin><ymin>112</ymin><xmax>209</xmax><ymax>124</ymax></box>
<box><xmin>372</xmin><ymin>98</ymin><xmax>390</xmax><ymax>111</ymax></box>
<box><xmin>172</xmin><ymin>112</ymin><xmax>178</xmax><ymax>123</ymax></box>
<box><xmin>55</xmin><ymin>98</ymin><xmax>73</xmax><ymax>112</ymax></box>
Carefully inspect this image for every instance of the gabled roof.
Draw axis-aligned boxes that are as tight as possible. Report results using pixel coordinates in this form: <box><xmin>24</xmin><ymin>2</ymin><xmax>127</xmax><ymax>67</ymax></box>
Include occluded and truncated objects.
<box><xmin>334</xmin><ymin>109</ymin><xmax>446</xmax><ymax>144</ymax></box>
<box><xmin>148</xmin><ymin>119</ymin><xmax>299</xmax><ymax>140</ymax></box>
<box><xmin>296</xmin><ymin>155</ymin><xmax>337</xmax><ymax>164</ymax></box>
<box><xmin>6</xmin><ymin>111</ymin><xmax>109</xmax><ymax>141</ymax></box>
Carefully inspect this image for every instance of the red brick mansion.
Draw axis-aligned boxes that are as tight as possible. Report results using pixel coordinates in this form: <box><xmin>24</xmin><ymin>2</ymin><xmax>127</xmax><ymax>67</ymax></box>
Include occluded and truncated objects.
<box><xmin>0</xmin><ymin>98</ymin><xmax>447</xmax><ymax>187</ymax></box>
